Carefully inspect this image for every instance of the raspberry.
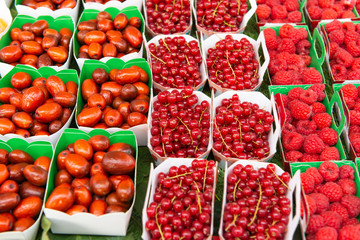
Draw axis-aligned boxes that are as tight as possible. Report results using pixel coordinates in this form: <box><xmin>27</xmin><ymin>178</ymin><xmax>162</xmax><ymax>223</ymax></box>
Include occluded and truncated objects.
<box><xmin>349</xmin><ymin>132</ymin><xmax>360</xmax><ymax>142</ymax></box>
<box><xmin>318</xmin><ymin>128</ymin><xmax>338</xmax><ymax>146</ymax></box>
<box><xmin>343</xmin><ymin>218</ymin><xmax>360</xmax><ymax>226</ymax></box>
<box><xmin>296</xmin><ymin>39</ymin><xmax>311</xmax><ymax>55</ymax></box>
<box><xmin>268</xmin><ymin>58</ymin><xmax>287</xmax><ymax>75</ymax></box>
<box><xmin>288</xmin><ymin>87</ymin><xmax>305</xmax><ymax>100</ymax></box>
<box><xmin>308</xmin><ymin>6</ymin><xmax>322</xmax><ymax>20</ymax></box>
<box><xmin>329</xmin><ymin>42</ymin><xmax>339</xmax><ymax>59</ymax></box>
<box><xmin>282</xmin><ymin>131</ymin><xmax>304</xmax><ymax>151</ymax></box>
<box><xmin>309</xmin><ymin>84</ymin><xmax>326</xmax><ymax>101</ymax></box>
<box><xmin>338</xmin><ymin>179</ymin><xmax>357</xmax><ymax>195</ymax></box>
<box><xmin>264</xmin><ymin>28</ymin><xmax>279</xmax><ymax>50</ymax></box>
<box><xmin>299</xmin><ymin>89</ymin><xmax>318</xmax><ymax>104</ymax></box>
<box><xmin>338</xmin><ymin>224</ymin><xmax>360</xmax><ymax>240</ymax></box>
<box><xmin>303</xmin><ymin>134</ymin><xmax>325</xmax><ymax>154</ymax></box>
<box><xmin>329</xmin><ymin>202</ymin><xmax>349</xmax><ymax>222</ymax></box>
<box><xmin>256</xmin><ymin>4</ymin><xmax>272</xmax><ymax>20</ymax></box>
<box><xmin>325</xmin><ymin>20</ymin><xmax>342</xmax><ymax>33</ymax></box>
<box><xmin>320</xmin><ymin>182</ymin><xmax>343</xmax><ymax>202</ymax></box>
<box><xmin>281</xmin><ymin>94</ymin><xmax>290</xmax><ymax>107</ymax></box>
<box><xmin>310</xmin><ymin>193</ymin><xmax>330</xmax><ymax>214</ymax></box>
<box><xmin>307</xmin><ymin>214</ymin><xmax>325</xmax><ymax>234</ymax></box>
<box><xmin>277</xmin><ymin>39</ymin><xmax>296</xmax><ymax>54</ymax></box>
<box><xmin>344</xmin><ymin>97</ymin><xmax>356</xmax><ymax>109</ymax></box>
<box><xmin>289</xmin><ymin>100</ymin><xmax>312</xmax><ymax>120</ymax></box>
<box><xmin>288</xmin><ymin>11</ymin><xmax>302</xmax><ymax>22</ymax></box>
<box><xmin>319</xmin><ymin>0</ymin><xmax>334</xmax><ymax>8</ymax></box>
<box><xmin>320</xmin><ymin>147</ymin><xmax>340</xmax><ymax>161</ymax></box>
<box><xmin>318</xmin><ymin>161</ymin><xmax>339</xmax><ymax>182</ymax></box>
<box><xmin>302</xmin><ymin>55</ymin><xmax>312</xmax><ymax>66</ymax></box>
<box><xmin>279</xmin><ymin>24</ymin><xmax>294</xmax><ymax>38</ymax></box>
<box><xmin>285</xmin><ymin>150</ymin><xmax>303</xmax><ymax>162</ymax></box>
<box><xmin>342</xmin><ymin>22</ymin><xmax>356</xmax><ymax>32</ymax></box>
<box><xmin>351</xmin><ymin>138</ymin><xmax>360</xmax><ymax>154</ymax></box>
<box><xmin>282</xmin><ymin>123</ymin><xmax>296</xmax><ymax>137</ymax></box>
<box><xmin>304</xmin><ymin>169</ymin><xmax>321</xmax><ymax>186</ymax></box>
<box><xmin>307</xmin><ymin>234</ymin><xmax>316</xmax><ymax>240</ymax></box>
<box><xmin>344</xmin><ymin>31</ymin><xmax>360</xmax><ymax>45</ymax></box>
<box><xmin>297</xmin><ymin>120</ymin><xmax>317</xmax><ymax>135</ymax></box>
<box><xmin>331</xmin><ymin>64</ymin><xmax>347</xmax><ymax>81</ymax></box>
<box><xmin>354</xmin><ymin>102</ymin><xmax>360</xmax><ymax>111</ymax></box>
<box><xmin>284</xmin><ymin>0</ymin><xmax>299</xmax><ymax>11</ymax></box>
<box><xmin>328</xmin><ymin>30</ymin><xmax>345</xmax><ymax>45</ymax></box>
<box><xmin>271</xmin><ymin>5</ymin><xmax>288</xmax><ymax>19</ymax></box>
<box><xmin>303</xmin><ymin>68</ymin><xmax>323</xmax><ymax>84</ymax></box>
<box><xmin>284</xmin><ymin>108</ymin><xmax>293</xmax><ymax>123</ymax></box>
<box><xmin>341</xmin><ymin>195</ymin><xmax>360</xmax><ymax>218</ymax></box>
<box><xmin>313</xmin><ymin>113</ymin><xmax>332</xmax><ymax>129</ymax></box>
<box><xmin>350</xmin><ymin>110</ymin><xmax>360</xmax><ymax>125</ymax></box>
<box><xmin>348</xmin><ymin>70</ymin><xmax>360</xmax><ymax>80</ymax></box>
<box><xmin>321</xmin><ymin>9</ymin><xmax>338</xmax><ymax>20</ymax></box>
<box><xmin>312</xmin><ymin>102</ymin><xmax>326</xmax><ymax>114</ymax></box>
<box><xmin>306</xmin><ymin>194</ymin><xmax>318</xmax><ymax>216</ymax></box>
<box><xmin>341</xmin><ymin>84</ymin><xmax>358</xmax><ymax>100</ymax></box>
<box><xmin>339</xmin><ymin>165</ymin><xmax>355</xmax><ymax>180</ymax></box>
<box><xmin>272</xmin><ymin>70</ymin><xmax>293</xmax><ymax>85</ymax></box>
<box><xmin>335</xmin><ymin>48</ymin><xmax>354</xmax><ymax>68</ymax></box>
<box><xmin>266</xmin><ymin>0</ymin><xmax>281</xmax><ymax>7</ymax></box>
<box><xmin>289</xmin><ymin>27</ymin><xmax>308</xmax><ymax>44</ymax></box>
<box><xmin>349</xmin><ymin>125</ymin><xmax>360</xmax><ymax>133</ymax></box>
<box><xmin>347</xmin><ymin>41</ymin><xmax>360</xmax><ymax>57</ymax></box>
<box><xmin>301</xmin><ymin>172</ymin><xmax>315</xmax><ymax>194</ymax></box>
<box><xmin>301</xmin><ymin>153</ymin><xmax>320</xmax><ymax>162</ymax></box>
<box><xmin>352</xmin><ymin>58</ymin><xmax>360</xmax><ymax>71</ymax></box>
<box><xmin>342</xmin><ymin>10</ymin><xmax>356</xmax><ymax>19</ymax></box>
<box><xmin>315</xmin><ymin>227</ymin><xmax>338</xmax><ymax>240</ymax></box>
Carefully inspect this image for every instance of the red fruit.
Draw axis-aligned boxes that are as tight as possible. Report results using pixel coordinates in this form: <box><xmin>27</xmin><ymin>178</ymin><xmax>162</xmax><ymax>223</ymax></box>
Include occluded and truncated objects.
<box><xmin>319</xmin><ymin>182</ymin><xmax>343</xmax><ymax>202</ymax></box>
<box><xmin>282</xmin><ymin>132</ymin><xmax>304</xmax><ymax>151</ymax></box>
<box><xmin>306</xmin><ymin>214</ymin><xmax>325</xmax><ymax>234</ymax></box>
<box><xmin>301</xmin><ymin>173</ymin><xmax>315</xmax><ymax>194</ymax></box>
<box><xmin>305</xmin><ymin>167</ymin><xmax>323</xmax><ymax>185</ymax></box>
<box><xmin>320</xmin><ymin>147</ymin><xmax>340</xmax><ymax>161</ymax></box>
<box><xmin>338</xmin><ymin>179</ymin><xmax>357</xmax><ymax>195</ymax></box>
<box><xmin>310</xmin><ymin>193</ymin><xmax>330</xmax><ymax>214</ymax></box>
<box><xmin>303</xmin><ymin>134</ymin><xmax>325</xmax><ymax>154</ymax></box>
<box><xmin>318</xmin><ymin>161</ymin><xmax>339</xmax><ymax>182</ymax></box>
<box><xmin>315</xmin><ymin>227</ymin><xmax>338</xmax><ymax>240</ymax></box>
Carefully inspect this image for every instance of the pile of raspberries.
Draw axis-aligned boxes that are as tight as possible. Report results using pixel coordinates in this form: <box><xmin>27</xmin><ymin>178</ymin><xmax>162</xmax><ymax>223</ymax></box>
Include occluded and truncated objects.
<box><xmin>325</xmin><ymin>20</ymin><xmax>360</xmax><ymax>81</ymax></box>
<box><xmin>264</xmin><ymin>24</ymin><xmax>323</xmax><ymax>85</ymax></box>
<box><xmin>281</xmin><ymin>85</ymin><xmax>341</xmax><ymax>162</ymax></box>
<box><xmin>256</xmin><ymin>0</ymin><xmax>303</xmax><ymax>23</ymax></box>
<box><xmin>307</xmin><ymin>0</ymin><xmax>356</xmax><ymax>20</ymax></box>
<box><xmin>340</xmin><ymin>84</ymin><xmax>360</xmax><ymax>157</ymax></box>
<box><xmin>300</xmin><ymin>162</ymin><xmax>360</xmax><ymax>240</ymax></box>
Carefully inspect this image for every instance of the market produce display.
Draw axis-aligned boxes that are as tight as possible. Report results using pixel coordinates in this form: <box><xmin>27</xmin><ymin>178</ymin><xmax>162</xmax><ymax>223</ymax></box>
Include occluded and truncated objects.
<box><xmin>306</xmin><ymin>0</ymin><xmax>357</xmax><ymax>21</ymax></box>
<box><xmin>256</xmin><ymin>0</ymin><xmax>303</xmax><ymax>23</ymax></box>
<box><xmin>19</xmin><ymin>0</ymin><xmax>77</xmax><ymax>10</ymax></box>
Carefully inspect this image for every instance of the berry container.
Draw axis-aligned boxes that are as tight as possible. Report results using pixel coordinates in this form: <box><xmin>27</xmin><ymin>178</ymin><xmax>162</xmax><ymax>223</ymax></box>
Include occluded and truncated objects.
<box><xmin>43</xmin><ymin>128</ymin><xmax>137</xmax><ymax>236</ymax></box>
<box><xmin>268</xmin><ymin>84</ymin><xmax>347</xmax><ymax>171</ymax></box>
<box><xmin>0</xmin><ymin>15</ymin><xmax>75</xmax><ymax>76</ymax></box>
<box><xmin>0</xmin><ymin>64</ymin><xmax>79</xmax><ymax>147</ymax></box>
<box><xmin>4</xmin><ymin>0</ymin><xmax>12</xmax><ymax>8</ymax></box>
<box><xmin>0</xmin><ymin>0</ymin><xmax>12</xmax><ymax>40</ymax></box>
<box><xmin>73</xmin><ymin>6</ymin><xmax>145</xmax><ymax>70</ymax></box>
<box><xmin>82</xmin><ymin>0</ymin><xmax>142</xmax><ymax>11</ymax></box>
<box><xmin>255</xmin><ymin>0</ymin><xmax>307</xmax><ymax>31</ymax></box>
<box><xmin>218</xmin><ymin>160</ymin><xmax>301</xmax><ymax>240</ymax></box>
<box><xmin>317</xmin><ymin>20</ymin><xmax>360</xmax><ymax>84</ymax></box>
<box><xmin>290</xmin><ymin>160</ymin><xmax>360</xmax><ymax>239</ymax></box>
<box><xmin>259</xmin><ymin>25</ymin><xmax>326</xmax><ymax>86</ymax></box>
<box><xmin>141</xmin><ymin>158</ymin><xmax>218</xmax><ymax>240</ymax></box>
<box><xmin>143</xmin><ymin>0</ymin><xmax>193</xmax><ymax>37</ymax></box>
<box><xmin>144</xmin><ymin>34</ymin><xmax>207</xmax><ymax>93</ymax></box>
<box><xmin>193</xmin><ymin>0</ymin><xmax>256</xmax><ymax>38</ymax></box>
<box><xmin>15</xmin><ymin>0</ymin><xmax>80</xmax><ymax>23</ymax></box>
<box><xmin>201</xmin><ymin>33</ymin><xmax>269</xmax><ymax>97</ymax></box>
<box><xmin>0</xmin><ymin>138</ymin><xmax>53</xmax><ymax>240</ymax></box>
<box><xmin>147</xmin><ymin>90</ymin><xmax>212</xmax><ymax>165</ymax></box>
<box><xmin>75</xmin><ymin>58</ymin><xmax>152</xmax><ymax>146</ymax></box>
<box><xmin>333</xmin><ymin>82</ymin><xmax>360</xmax><ymax>161</ymax></box>
<box><xmin>212</xmin><ymin>90</ymin><xmax>281</xmax><ymax>169</ymax></box>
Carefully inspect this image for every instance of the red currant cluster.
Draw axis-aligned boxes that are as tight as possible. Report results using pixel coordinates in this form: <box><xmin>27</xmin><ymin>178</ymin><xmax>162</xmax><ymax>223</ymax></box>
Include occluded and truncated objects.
<box><xmin>213</xmin><ymin>94</ymin><xmax>274</xmax><ymax>160</ymax></box>
<box><xmin>149</xmin><ymin>87</ymin><xmax>211</xmax><ymax>158</ymax></box>
<box><xmin>145</xmin><ymin>159</ymin><xmax>216</xmax><ymax>239</ymax></box>
<box><xmin>148</xmin><ymin>36</ymin><xmax>203</xmax><ymax>90</ymax></box>
<box><xmin>206</xmin><ymin>35</ymin><xmax>260</xmax><ymax>90</ymax></box>
<box><xmin>222</xmin><ymin>163</ymin><xmax>292</xmax><ymax>239</ymax></box>
<box><xmin>145</xmin><ymin>0</ymin><xmax>191</xmax><ymax>34</ymax></box>
<box><xmin>196</xmin><ymin>0</ymin><xmax>248</xmax><ymax>33</ymax></box>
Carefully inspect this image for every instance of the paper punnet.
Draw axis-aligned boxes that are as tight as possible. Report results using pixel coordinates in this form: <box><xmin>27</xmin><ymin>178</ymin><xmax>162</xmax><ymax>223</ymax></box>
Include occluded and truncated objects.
<box><xmin>73</xmin><ymin>6</ymin><xmax>145</xmax><ymax>70</ymax></box>
<box><xmin>75</xmin><ymin>58</ymin><xmax>152</xmax><ymax>146</ymax></box>
<box><xmin>0</xmin><ymin>138</ymin><xmax>53</xmax><ymax>240</ymax></box>
<box><xmin>0</xmin><ymin>1</ymin><xmax>12</xmax><ymax>41</ymax></box>
<box><xmin>201</xmin><ymin>32</ymin><xmax>269</xmax><ymax>97</ymax></box>
<box><xmin>211</xmin><ymin>90</ymin><xmax>280</xmax><ymax>169</ymax></box>
<box><xmin>145</xmin><ymin>34</ymin><xmax>207</xmax><ymax>93</ymax></box>
<box><xmin>0</xmin><ymin>15</ymin><xmax>75</xmax><ymax>76</ymax></box>
<box><xmin>142</xmin><ymin>158</ymin><xmax>218</xmax><ymax>240</ymax></box>
<box><xmin>43</xmin><ymin>128</ymin><xmax>138</xmax><ymax>236</ymax></box>
<box><xmin>219</xmin><ymin>160</ymin><xmax>301</xmax><ymax>240</ymax></box>
<box><xmin>14</xmin><ymin>0</ymin><xmax>80</xmax><ymax>22</ymax></box>
<box><xmin>0</xmin><ymin>65</ymin><xmax>79</xmax><ymax>147</ymax></box>
<box><xmin>147</xmin><ymin>90</ymin><xmax>212</xmax><ymax>165</ymax></box>
<box><xmin>193</xmin><ymin>0</ymin><xmax>256</xmax><ymax>38</ymax></box>
<box><xmin>82</xmin><ymin>0</ymin><xmax>142</xmax><ymax>11</ymax></box>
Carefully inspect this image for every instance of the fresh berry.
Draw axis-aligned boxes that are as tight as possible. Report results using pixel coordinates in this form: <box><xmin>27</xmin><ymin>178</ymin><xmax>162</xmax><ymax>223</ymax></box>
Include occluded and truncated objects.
<box><xmin>313</xmin><ymin>113</ymin><xmax>332</xmax><ymax>129</ymax></box>
<box><xmin>302</xmin><ymin>172</ymin><xmax>315</xmax><ymax>194</ymax></box>
<box><xmin>283</xmin><ymin>132</ymin><xmax>304</xmax><ymax>151</ymax></box>
<box><xmin>338</xmin><ymin>179</ymin><xmax>357</xmax><ymax>195</ymax></box>
<box><xmin>303</xmin><ymin>134</ymin><xmax>325</xmax><ymax>154</ymax></box>
<box><xmin>329</xmin><ymin>202</ymin><xmax>349</xmax><ymax>222</ymax></box>
<box><xmin>289</xmin><ymin>100</ymin><xmax>312</xmax><ymax>120</ymax></box>
<box><xmin>320</xmin><ymin>147</ymin><xmax>340</xmax><ymax>161</ymax></box>
<box><xmin>306</xmin><ymin>167</ymin><xmax>323</xmax><ymax>185</ymax></box>
<box><xmin>301</xmin><ymin>154</ymin><xmax>320</xmax><ymax>162</ymax></box>
<box><xmin>339</xmin><ymin>165</ymin><xmax>355</xmax><ymax>180</ymax></box>
<box><xmin>318</xmin><ymin>128</ymin><xmax>338</xmax><ymax>146</ymax></box>
<box><xmin>340</xmin><ymin>195</ymin><xmax>360</xmax><ymax>218</ymax></box>
<box><xmin>320</xmin><ymin>182</ymin><xmax>343</xmax><ymax>202</ymax></box>
<box><xmin>307</xmin><ymin>214</ymin><xmax>325</xmax><ymax>234</ymax></box>
<box><xmin>310</xmin><ymin>193</ymin><xmax>330</xmax><ymax>214</ymax></box>
<box><xmin>338</xmin><ymin>224</ymin><xmax>360</xmax><ymax>240</ymax></box>
<box><xmin>318</xmin><ymin>161</ymin><xmax>339</xmax><ymax>182</ymax></box>
<box><xmin>315</xmin><ymin>227</ymin><xmax>338</xmax><ymax>240</ymax></box>
<box><xmin>285</xmin><ymin>150</ymin><xmax>303</xmax><ymax>162</ymax></box>
<box><xmin>307</xmin><ymin>194</ymin><xmax>318</xmax><ymax>216</ymax></box>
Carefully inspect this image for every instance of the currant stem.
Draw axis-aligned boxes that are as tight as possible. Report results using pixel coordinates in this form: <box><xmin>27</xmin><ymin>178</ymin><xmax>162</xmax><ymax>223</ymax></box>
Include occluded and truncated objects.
<box><xmin>212</xmin><ymin>0</ymin><xmax>224</xmax><ymax>17</ymax></box>
<box><xmin>214</xmin><ymin>121</ymin><xmax>239</xmax><ymax>157</ymax></box>
<box><xmin>248</xmin><ymin>181</ymin><xmax>262</xmax><ymax>226</ymax></box>
<box><xmin>233</xmin><ymin>178</ymin><xmax>242</xmax><ymax>201</ymax></box>
<box><xmin>150</xmin><ymin>52</ymin><xmax>166</xmax><ymax>64</ymax></box>
<box><xmin>269</xmin><ymin>168</ymin><xmax>290</xmax><ymax>190</ymax></box>
<box><xmin>166</xmin><ymin>171</ymin><xmax>192</xmax><ymax>179</ymax></box>
<box><xmin>226</xmin><ymin>52</ymin><xmax>236</xmax><ymax>79</ymax></box>
<box><xmin>155</xmin><ymin>205</ymin><xmax>165</xmax><ymax>240</ymax></box>
<box><xmin>203</xmin><ymin>161</ymin><xmax>209</xmax><ymax>193</ymax></box>
<box><xmin>225</xmin><ymin>214</ymin><xmax>238</xmax><ymax>232</ymax></box>
<box><xmin>177</xmin><ymin>116</ymin><xmax>194</xmax><ymax>143</ymax></box>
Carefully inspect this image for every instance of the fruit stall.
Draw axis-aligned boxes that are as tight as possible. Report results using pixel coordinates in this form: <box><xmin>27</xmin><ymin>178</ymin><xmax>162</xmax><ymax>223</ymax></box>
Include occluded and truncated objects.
<box><xmin>0</xmin><ymin>0</ymin><xmax>359</xmax><ymax>239</ymax></box>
